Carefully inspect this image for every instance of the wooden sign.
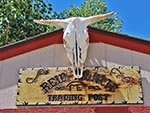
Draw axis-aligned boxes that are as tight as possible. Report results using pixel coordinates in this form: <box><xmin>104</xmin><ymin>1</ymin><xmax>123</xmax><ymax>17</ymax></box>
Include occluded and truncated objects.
<box><xmin>16</xmin><ymin>66</ymin><xmax>143</xmax><ymax>106</ymax></box>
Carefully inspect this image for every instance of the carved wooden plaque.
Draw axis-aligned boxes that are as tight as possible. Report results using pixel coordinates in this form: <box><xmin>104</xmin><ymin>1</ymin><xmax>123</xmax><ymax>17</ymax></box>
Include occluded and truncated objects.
<box><xmin>16</xmin><ymin>66</ymin><xmax>143</xmax><ymax>106</ymax></box>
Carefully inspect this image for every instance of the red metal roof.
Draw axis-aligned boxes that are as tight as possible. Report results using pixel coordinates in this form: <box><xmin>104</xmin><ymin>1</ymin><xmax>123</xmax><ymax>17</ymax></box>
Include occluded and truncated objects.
<box><xmin>0</xmin><ymin>26</ymin><xmax>150</xmax><ymax>61</ymax></box>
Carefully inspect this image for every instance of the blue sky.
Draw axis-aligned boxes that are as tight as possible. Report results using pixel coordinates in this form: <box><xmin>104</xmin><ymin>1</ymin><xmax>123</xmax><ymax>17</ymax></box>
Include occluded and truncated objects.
<box><xmin>48</xmin><ymin>0</ymin><xmax>150</xmax><ymax>40</ymax></box>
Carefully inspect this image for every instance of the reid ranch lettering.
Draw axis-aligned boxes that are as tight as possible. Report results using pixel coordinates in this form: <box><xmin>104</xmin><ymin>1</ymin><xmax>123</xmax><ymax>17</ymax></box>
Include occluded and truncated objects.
<box><xmin>40</xmin><ymin>69</ymin><xmax>118</xmax><ymax>94</ymax></box>
<box><xmin>40</xmin><ymin>73</ymin><xmax>68</xmax><ymax>93</ymax></box>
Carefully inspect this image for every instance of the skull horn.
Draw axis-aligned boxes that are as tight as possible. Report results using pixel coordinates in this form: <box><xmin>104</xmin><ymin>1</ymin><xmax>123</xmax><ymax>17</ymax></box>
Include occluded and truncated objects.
<box><xmin>83</xmin><ymin>12</ymin><xmax>114</xmax><ymax>26</ymax></box>
<box><xmin>34</xmin><ymin>19</ymin><xmax>68</xmax><ymax>28</ymax></box>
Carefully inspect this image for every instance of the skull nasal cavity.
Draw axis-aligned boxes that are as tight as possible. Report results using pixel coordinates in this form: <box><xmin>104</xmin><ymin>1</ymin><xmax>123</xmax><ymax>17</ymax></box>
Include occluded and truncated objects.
<box><xmin>75</xmin><ymin>68</ymin><xmax>81</xmax><ymax>75</ymax></box>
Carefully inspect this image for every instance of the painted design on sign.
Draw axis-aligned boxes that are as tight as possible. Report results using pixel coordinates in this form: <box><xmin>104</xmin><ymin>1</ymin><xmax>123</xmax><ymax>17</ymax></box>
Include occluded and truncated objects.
<box><xmin>16</xmin><ymin>66</ymin><xmax>143</xmax><ymax>106</ymax></box>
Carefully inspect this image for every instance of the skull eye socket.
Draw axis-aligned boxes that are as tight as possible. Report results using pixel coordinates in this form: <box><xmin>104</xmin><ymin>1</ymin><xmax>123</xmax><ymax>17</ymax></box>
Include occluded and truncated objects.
<box><xmin>63</xmin><ymin>39</ymin><xmax>67</xmax><ymax>45</ymax></box>
<box><xmin>63</xmin><ymin>39</ymin><xmax>72</xmax><ymax>50</ymax></box>
<box><xmin>86</xmin><ymin>38</ymin><xmax>89</xmax><ymax>43</ymax></box>
<box><xmin>66</xmin><ymin>31</ymin><xmax>71</xmax><ymax>35</ymax></box>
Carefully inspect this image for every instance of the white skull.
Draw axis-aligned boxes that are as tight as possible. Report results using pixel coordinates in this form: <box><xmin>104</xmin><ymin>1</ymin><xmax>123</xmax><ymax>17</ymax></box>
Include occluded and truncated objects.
<box><xmin>62</xmin><ymin>18</ymin><xmax>89</xmax><ymax>78</ymax></box>
<box><xmin>34</xmin><ymin>12</ymin><xmax>114</xmax><ymax>78</ymax></box>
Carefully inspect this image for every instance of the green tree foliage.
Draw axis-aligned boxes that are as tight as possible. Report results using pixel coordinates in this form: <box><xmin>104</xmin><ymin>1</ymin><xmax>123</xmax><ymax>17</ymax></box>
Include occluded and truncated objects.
<box><xmin>58</xmin><ymin>0</ymin><xmax>123</xmax><ymax>33</ymax></box>
<box><xmin>0</xmin><ymin>0</ymin><xmax>54</xmax><ymax>46</ymax></box>
<box><xmin>0</xmin><ymin>0</ymin><xmax>123</xmax><ymax>47</ymax></box>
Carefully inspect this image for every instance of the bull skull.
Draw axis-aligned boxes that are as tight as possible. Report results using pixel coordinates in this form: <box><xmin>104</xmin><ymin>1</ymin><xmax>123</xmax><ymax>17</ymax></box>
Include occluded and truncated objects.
<box><xmin>34</xmin><ymin>12</ymin><xmax>114</xmax><ymax>78</ymax></box>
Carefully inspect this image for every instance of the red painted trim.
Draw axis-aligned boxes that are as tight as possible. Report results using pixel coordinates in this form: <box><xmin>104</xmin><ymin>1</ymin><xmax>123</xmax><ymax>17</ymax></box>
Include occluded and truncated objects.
<box><xmin>0</xmin><ymin>108</ymin><xmax>94</xmax><ymax>113</ymax></box>
<box><xmin>0</xmin><ymin>32</ymin><xmax>63</xmax><ymax>61</ymax></box>
<box><xmin>95</xmin><ymin>107</ymin><xmax>129</xmax><ymax>113</ymax></box>
<box><xmin>0</xmin><ymin>27</ymin><xmax>150</xmax><ymax>61</ymax></box>
<box><xmin>0</xmin><ymin>107</ymin><xmax>130</xmax><ymax>113</ymax></box>
<box><xmin>129</xmin><ymin>107</ymin><xmax>150</xmax><ymax>113</ymax></box>
<box><xmin>89</xmin><ymin>31</ymin><xmax>150</xmax><ymax>54</ymax></box>
<box><xmin>1</xmin><ymin>107</ymin><xmax>150</xmax><ymax>113</ymax></box>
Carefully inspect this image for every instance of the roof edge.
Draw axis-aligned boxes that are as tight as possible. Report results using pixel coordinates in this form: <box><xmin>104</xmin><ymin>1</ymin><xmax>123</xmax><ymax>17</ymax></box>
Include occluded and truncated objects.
<box><xmin>0</xmin><ymin>28</ymin><xmax>63</xmax><ymax>53</ymax></box>
<box><xmin>0</xmin><ymin>26</ymin><xmax>150</xmax><ymax>61</ymax></box>
<box><xmin>88</xmin><ymin>26</ymin><xmax>150</xmax><ymax>45</ymax></box>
